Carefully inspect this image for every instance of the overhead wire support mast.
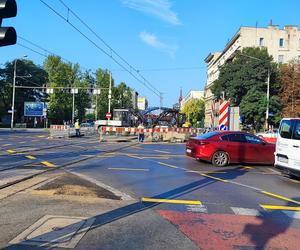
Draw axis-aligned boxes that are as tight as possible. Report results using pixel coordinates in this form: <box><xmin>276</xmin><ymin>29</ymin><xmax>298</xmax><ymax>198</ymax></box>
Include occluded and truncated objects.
<box><xmin>39</xmin><ymin>0</ymin><xmax>161</xmax><ymax>98</ymax></box>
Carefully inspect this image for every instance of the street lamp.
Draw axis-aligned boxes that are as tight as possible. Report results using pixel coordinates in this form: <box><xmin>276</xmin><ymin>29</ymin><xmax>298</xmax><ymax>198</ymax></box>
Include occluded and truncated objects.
<box><xmin>238</xmin><ymin>52</ymin><xmax>270</xmax><ymax>129</ymax></box>
<box><xmin>11</xmin><ymin>55</ymin><xmax>28</xmax><ymax>130</ymax></box>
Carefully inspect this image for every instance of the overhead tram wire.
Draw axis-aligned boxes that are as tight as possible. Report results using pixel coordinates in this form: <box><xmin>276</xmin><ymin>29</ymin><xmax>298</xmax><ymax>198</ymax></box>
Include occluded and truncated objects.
<box><xmin>57</xmin><ymin>0</ymin><xmax>160</xmax><ymax>95</ymax></box>
<box><xmin>17</xmin><ymin>36</ymin><xmax>95</xmax><ymax>73</ymax></box>
<box><xmin>39</xmin><ymin>0</ymin><xmax>160</xmax><ymax>97</ymax></box>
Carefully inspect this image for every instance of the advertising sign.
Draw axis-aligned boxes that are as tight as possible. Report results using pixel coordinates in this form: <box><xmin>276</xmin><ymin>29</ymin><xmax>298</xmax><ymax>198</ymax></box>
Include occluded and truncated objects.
<box><xmin>24</xmin><ymin>102</ymin><xmax>45</xmax><ymax>117</ymax></box>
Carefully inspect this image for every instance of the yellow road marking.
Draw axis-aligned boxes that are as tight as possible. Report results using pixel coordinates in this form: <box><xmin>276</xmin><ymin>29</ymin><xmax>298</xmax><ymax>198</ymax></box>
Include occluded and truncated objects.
<box><xmin>41</xmin><ymin>161</ymin><xmax>56</xmax><ymax>168</ymax></box>
<box><xmin>158</xmin><ymin>162</ymin><xmax>179</xmax><ymax>169</ymax></box>
<box><xmin>260</xmin><ymin>205</ymin><xmax>300</xmax><ymax>211</ymax></box>
<box><xmin>142</xmin><ymin>197</ymin><xmax>202</xmax><ymax>205</ymax></box>
<box><xmin>108</xmin><ymin>168</ymin><xmax>149</xmax><ymax>171</ymax></box>
<box><xmin>154</xmin><ymin>150</ymin><xmax>170</xmax><ymax>154</ymax></box>
<box><xmin>261</xmin><ymin>191</ymin><xmax>300</xmax><ymax>205</ymax></box>
<box><xmin>18</xmin><ymin>141</ymin><xmax>26</xmax><ymax>144</ymax></box>
<box><xmin>200</xmin><ymin>173</ymin><xmax>229</xmax><ymax>183</ymax></box>
<box><xmin>6</xmin><ymin>149</ymin><xmax>16</xmax><ymax>154</ymax></box>
<box><xmin>26</xmin><ymin>155</ymin><xmax>36</xmax><ymax>160</ymax></box>
<box><xmin>242</xmin><ymin>166</ymin><xmax>253</xmax><ymax>169</ymax></box>
<box><xmin>2</xmin><ymin>144</ymin><xmax>11</xmax><ymax>146</ymax></box>
<box><xmin>37</xmin><ymin>135</ymin><xmax>45</xmax><ymax>138</ymax></box>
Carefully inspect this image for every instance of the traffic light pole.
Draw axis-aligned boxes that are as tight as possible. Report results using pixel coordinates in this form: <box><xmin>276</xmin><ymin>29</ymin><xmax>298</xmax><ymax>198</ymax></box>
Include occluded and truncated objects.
<box><xmin>72</xmin><ymin>91</ymin><xmax>75</xmax><ymax>125</ymax></box>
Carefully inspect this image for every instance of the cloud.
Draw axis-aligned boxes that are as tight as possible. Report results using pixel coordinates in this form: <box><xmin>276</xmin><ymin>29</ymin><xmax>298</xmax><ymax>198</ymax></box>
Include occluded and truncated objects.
<box><xmin>121</xmin><ymin>0</ymin><xmax>181</xmax><ymax>25</ymax></box>
<box><xmin>139</xmin><ymin>31</ymin><xmax>178</xmax><ymax>57</ymax></box>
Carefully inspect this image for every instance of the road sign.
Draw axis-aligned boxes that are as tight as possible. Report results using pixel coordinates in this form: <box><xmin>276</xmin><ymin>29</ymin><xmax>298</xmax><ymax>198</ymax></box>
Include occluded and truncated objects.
<box><xmin>8</xmin><ymin>109</ymin><xmax>16</xmax><ymax>113</ymax></box>
<box><xmin>106</xmin><ymin>112</ymin><xmax>111</xmax><ymax>120</ymax></box>
<box><xmin>24</xmin><ymin>102</ymin><xmax>45</xmax><ymax>117</ymax></box>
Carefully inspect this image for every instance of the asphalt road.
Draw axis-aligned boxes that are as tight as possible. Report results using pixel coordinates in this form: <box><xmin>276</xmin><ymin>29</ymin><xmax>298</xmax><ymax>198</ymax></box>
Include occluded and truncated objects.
<box><xmin>0</xmin><ymin>130</ymin><xmax>300</xmax><ymax>249</ymax></box>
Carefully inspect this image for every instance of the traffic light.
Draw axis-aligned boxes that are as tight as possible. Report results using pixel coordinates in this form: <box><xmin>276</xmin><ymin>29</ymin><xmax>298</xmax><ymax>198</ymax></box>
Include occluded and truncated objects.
<box><xmin>0</xmin><ymin>0</ymin><xmax>17</xmax><ymax>47</ymax></box>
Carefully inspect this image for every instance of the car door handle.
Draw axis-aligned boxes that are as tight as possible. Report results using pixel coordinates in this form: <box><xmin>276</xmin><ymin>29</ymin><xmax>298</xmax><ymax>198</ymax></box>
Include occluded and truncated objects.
<box><xmin>293</xmin><ymin>145</ymin><xmax>299</xmax><ymax>148</ymax></box>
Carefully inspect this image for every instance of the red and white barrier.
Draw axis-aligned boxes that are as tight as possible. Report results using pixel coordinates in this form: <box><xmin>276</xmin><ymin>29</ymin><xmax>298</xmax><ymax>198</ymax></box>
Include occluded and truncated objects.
<box><xmin>100</xmin><ymin>126</ymin><xmax>203</xmax><ymax>134</ymax></box>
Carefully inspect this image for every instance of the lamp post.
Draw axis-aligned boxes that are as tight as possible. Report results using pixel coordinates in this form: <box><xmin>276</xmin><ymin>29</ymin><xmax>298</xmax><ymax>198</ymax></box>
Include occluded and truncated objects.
<box><xmin>11</xmin><ymin>55</ymin><xmax>27</xmax><ymax>130</ymax></box>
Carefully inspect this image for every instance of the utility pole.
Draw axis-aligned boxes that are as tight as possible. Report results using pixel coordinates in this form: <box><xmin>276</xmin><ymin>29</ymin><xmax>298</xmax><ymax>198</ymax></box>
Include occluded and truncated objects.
<box><xmin>108</xmin><ymin>71</ymin><xmax>112</xmax><ymax>118</ymax></box>
<box><xmin>265</xmin><ymin>68</ymin><xmax>270</xmax><ymax>129</ymax></box>
<box><xmin>11</xmin><ymin>55</ymin><xmax>27</xmax><ymax>130</ymax></box>
<box><xmin>71</xmin><ymin>88</ymin><xmax>78</xmax><ymax>124</ymax></box>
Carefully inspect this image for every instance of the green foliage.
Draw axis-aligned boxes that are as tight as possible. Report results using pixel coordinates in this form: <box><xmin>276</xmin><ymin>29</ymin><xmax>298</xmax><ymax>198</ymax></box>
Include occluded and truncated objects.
<box><xmin>181</xmin><ymin>98</ymin><xmax>205</xmax><ymax>127</ymax></box>
<box><xmin>44</xmin><ymin>55</ymin><xmax>90</xmax><ymax>123</ymax></box>
<box><xmin>0</xmin><ymin>59</ymin><xmax>47</xmax><ymax>121</ymax></box>
<box><xmin>212</xmin><ymin>47</ymin><xmax>281</xmax><ymax>128</ymax></box>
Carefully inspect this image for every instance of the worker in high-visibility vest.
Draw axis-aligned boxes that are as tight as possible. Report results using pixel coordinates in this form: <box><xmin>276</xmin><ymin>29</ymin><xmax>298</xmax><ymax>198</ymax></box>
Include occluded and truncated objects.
<box><xmin>75</xmin><ymin>119</ymin><xmax>80</xmax><ymax>137</ymax></box>
<box><xmin>137</xmin><ymin>123</ymin><xmax>145</xmax><ymax>142</ymax></box>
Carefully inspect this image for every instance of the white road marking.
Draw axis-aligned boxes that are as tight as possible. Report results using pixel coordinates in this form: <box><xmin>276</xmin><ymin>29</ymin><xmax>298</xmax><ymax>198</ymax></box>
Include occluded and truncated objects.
<box><xmin>231</xmin><ymin>207</ymin><xmax>261</xmax><ymax>216</ymax></box>
<box><xmin>282</xmin><ymin>211</ymin><xmax>300</xmax><ymax>219</ymax></box>
<box><xmin>186</xmin><ymin>204</ymin><xmax>207</xmax><ymax>213</ymax></box>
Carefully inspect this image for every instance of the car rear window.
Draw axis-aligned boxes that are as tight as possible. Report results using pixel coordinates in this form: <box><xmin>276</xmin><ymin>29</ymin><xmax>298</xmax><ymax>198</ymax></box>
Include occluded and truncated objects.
<box><xmin>193</xmin><ymin>132</ymin><xmax>221</xmax><ymax>140</ymax></box>
<box><xmin>279</xmin><ymin>120</ymin><xmax>293</xmax><ymax>139</ymax></box>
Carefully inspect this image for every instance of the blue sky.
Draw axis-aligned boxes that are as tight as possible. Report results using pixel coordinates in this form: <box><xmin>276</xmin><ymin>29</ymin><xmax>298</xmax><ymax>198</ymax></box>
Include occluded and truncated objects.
<box><xmin>1</xmin><ymin>0</ymin><xmax>300</xmax><ymax>107</ymax></box>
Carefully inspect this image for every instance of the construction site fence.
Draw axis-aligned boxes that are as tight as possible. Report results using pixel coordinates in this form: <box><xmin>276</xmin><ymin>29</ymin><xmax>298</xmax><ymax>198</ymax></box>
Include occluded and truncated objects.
<box><xmin>49</xmin><ymin>125</ymin><xmax>96</xmax><ymax>138</ymax></box>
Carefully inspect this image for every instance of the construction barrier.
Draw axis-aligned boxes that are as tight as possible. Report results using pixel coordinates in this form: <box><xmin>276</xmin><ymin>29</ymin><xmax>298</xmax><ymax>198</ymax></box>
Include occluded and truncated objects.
<box><xmin>49</xmin><ymin>125</ymin><xmax>96</xmax><ymax>138</ymax></box>
<box><xmin>99</xmin><ymin>126</ymin><xmax>205</xmax><ymax>142</ymax></box>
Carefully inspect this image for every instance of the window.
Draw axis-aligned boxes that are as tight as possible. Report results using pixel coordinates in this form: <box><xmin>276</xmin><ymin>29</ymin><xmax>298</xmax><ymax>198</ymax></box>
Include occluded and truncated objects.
<box><xmin>221</xmin><ymin>134</ymin><xmax>229</xmax><ymax>141</ymax></box>
<box><xmin>245</xmin><ymin>134</ymin><xmax>263</xmax><ymax>144</ymax></box>
<box><xmin>279</xmin><ymin>38</ymin><xmax>284</xmax><ymax>48</ymax></box>
<box><xmin>278</xmin><ymin>55</ymin><xmax>284</xmax><ymax>64</ymax></box>
<box><xmin>292</xmin><ymin>121</ymin><xmax>300</xmax><ymax>140</ymax></box>
<box><xmin>194</xmin><ymin>132</ymin><xmax>221</xmax><ymax>140</ymax></box>
<box><xmin>259</xmin><ymin>37</ymin><xmax>264</xmax><ymax>46</ymax></box>
<box><xmin>227</xmin><ymin>133</ymin><xmax>247</xmax><ymax>143</ymax></box>
<box><xmin>279</xmin><ymin>120</ymin><xmax>293</xmax><ymax>139</ymax></box>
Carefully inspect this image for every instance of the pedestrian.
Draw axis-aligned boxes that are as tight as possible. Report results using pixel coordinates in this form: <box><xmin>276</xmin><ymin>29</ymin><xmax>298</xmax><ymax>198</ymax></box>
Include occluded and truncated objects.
<box><xmin>137</xmin><ymin>123</ymin><xmax>145</xmax><ymax>142</ymax></box>
<box><xmin>75</xmin><ymin>119</ymin><xmax>80</xmax><ymax>137</ymax></box>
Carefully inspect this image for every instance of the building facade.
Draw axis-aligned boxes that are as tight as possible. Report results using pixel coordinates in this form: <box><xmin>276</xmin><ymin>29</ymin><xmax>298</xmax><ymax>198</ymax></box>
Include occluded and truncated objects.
<box><xmin>180</xmin><ymin>90</ymin><xmax>204</xmax><ymax>110</ymax></box>
<box><xmin>204</xmin><ymin>24</ymin><xmax>300</xmax><ymax>127</ymax></box>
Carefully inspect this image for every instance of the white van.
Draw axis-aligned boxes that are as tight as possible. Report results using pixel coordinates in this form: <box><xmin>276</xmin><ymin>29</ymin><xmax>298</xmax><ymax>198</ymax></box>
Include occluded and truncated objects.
<box><xmin>275</xmin><ymin>118</ymin><xmax>300</xmax><ymax>177</ymax></box>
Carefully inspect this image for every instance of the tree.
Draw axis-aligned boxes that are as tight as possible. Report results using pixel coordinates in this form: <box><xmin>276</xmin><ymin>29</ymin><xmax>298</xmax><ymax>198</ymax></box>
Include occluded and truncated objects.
<box><xmin>278</xmin><ymin>60</ymin><xmax>300</xmax><ymax>118</ymax></box>
<box><xmin>181</xmin><ymin>98</ymin><xmax>205</xmax><ymax>127</ymax></box>
<box><xmin>43</xmin><ymin>55</ymin><xmax>90</xmax><ymax>123</ymax></box>
<box><xmin>212</xmin><ymin>47</ymin><xmax>281</xmax><ymax>128</ymax></box>
<box><xmin>0</xmin><ymin>59</ymin><xmax>47</xmax><ymax>123</ymax></box>
<box><xmin>113</xmin><ymin>82</ymin><xmax>133</xmax><ymax>109</ymax></box>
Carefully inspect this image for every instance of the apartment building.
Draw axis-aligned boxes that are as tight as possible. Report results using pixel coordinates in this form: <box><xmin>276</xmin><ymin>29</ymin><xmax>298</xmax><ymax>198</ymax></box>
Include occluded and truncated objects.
<box><xmin>204</xmin><ymin>24</ymin><xmax>300</xmax><ymax>127</ymax></box>
<box><xmin>180</xmin><ymin>90</ymin><xmax>204</xmax><ymax>110</ymax></box>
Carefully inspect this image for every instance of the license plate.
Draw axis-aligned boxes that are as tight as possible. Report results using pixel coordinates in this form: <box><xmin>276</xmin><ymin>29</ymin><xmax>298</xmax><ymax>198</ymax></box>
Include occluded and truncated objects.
<box><xmin>186</xmin><ymin>149</ymin><xmax>192</xmax><ymax>153</ymax></box>
<box><xmin>278</xmin><ymin>156</ymin><xmax>288</xmax><ymax>163</ymax></box>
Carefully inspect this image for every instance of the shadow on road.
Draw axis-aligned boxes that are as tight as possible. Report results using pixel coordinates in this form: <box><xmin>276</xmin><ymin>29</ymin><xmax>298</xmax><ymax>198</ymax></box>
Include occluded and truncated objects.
<box><xmin>5</xmin><ymin>167</ymin><xmax>248</xmax><ymax>248</ymax></box>
<box><xmin>242</xmin><ymin>198</ymin><xmax>299</xmax><ymax>249</ymax></box>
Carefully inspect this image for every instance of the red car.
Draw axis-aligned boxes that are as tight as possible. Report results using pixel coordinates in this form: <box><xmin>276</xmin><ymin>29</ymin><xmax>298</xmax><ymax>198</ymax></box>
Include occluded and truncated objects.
<box><xmin>186</xmin><ymin>131</ymin><xmax>275</xmax><ymax>167</ymax></box>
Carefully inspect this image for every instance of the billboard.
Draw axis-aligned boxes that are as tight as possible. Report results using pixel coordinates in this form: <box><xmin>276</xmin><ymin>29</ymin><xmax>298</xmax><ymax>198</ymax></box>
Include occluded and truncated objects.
<box><xmin>24</xmin><ymin>102</ymin><xmax>45</xmax><ymax>117</ymax></box>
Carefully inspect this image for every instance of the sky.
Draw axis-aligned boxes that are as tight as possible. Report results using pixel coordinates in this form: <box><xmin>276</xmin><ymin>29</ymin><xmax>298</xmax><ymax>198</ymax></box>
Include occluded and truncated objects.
<box><xmin>1</xmin><ymin>0</ymin><xmax>300</xmax><ymax>107</ymax></box>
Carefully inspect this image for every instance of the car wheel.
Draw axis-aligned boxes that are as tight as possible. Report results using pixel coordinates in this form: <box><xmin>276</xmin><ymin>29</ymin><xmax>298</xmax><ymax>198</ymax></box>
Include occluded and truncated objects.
<box><xmin>212</xmin><ymin>151</ymin><xmax>228</xmax><ymax>167</ymax></box>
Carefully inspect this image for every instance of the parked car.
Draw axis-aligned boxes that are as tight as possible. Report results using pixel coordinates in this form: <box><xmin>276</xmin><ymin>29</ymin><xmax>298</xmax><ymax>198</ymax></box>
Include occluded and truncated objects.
<box><xmin>186</xmin><ymin>131</ymin><xmax>275</xmax><ymax>167</ymax></box>
<box><xmin>275</xmin><ymin>118</ymin><xmax>300</xmax><ymax>178</ymax></box>
<box><xmin>256</xmin><ymin>130</ymin><xmax>278</xmax><ymax>143</ymax></box>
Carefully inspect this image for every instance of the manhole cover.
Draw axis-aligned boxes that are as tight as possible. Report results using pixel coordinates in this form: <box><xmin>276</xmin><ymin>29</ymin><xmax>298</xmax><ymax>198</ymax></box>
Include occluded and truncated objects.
<box><xmin>9</xmin><ymin>215</ymin><xmax>95</xmax><ymax>248</ymax></box>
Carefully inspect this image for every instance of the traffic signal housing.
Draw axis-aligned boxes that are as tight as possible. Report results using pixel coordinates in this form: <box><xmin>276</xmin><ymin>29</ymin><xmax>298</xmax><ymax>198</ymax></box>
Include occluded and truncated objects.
<box><xmin>0</xmin><ymin>0</ymin><xmax>17</xmax><ymax>47</ymax></box>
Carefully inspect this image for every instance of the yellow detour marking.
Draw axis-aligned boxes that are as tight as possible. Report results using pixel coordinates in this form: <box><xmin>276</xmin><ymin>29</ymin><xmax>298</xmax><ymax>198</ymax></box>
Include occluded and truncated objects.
<box><xmin>41</xmin><ymin>161</ymin><xmax>56</xmax><ymax>168</ymax></box>
<box><xmin>18</xmin><ymin>141</ymin><xmax>26</xmax><ymax>144</ymax></box>
<box><xmin>260</xmin><ymin>205</ymin><xmax>300</xmax><ymax>211</ymax></box>
<box><xmin>142</xmin><ymin>197</ymin><xmax>202</xmax><ymax>205</ymax></box>
<box><xmin>37</xmin><ymin>135</ymin><xmax>45</xmax><ymax>138</ymax></box>
<box><xmin>261</xmin><ymin>191</ymin><xmax>300</xmax><ymax>205</ymax></box>
<box><xmin>3</xmin><ymin>144</ymin><xmax>11</xmax><ymax>146</ymax></box>
<box><xmin>201</xmin><ymin>173</ymin><xmax>229</xmax><ymax>183</ymax></box>
<box><xmin>6</xmin><ymin>149</ymin><xmax>16</xmax><ymax>154</ymax></box>
<box><xmin>108</xmin><ymin>168</ymin><xmax>149</xmax><ymax>171</ymax></box>
<box><xmin>154</xmin><ymin>150</ymin><xmax>170</xmax><ymax>154</ymax></box>
<box><xmin>158</xmin><ymin>162</ymin><xmax>179</xmax><ymax>169</ymax></box>
<box><xmin>26</xmin><ymin>155</ymin><xmax>36</xmax><ymax>160</ymax></box>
